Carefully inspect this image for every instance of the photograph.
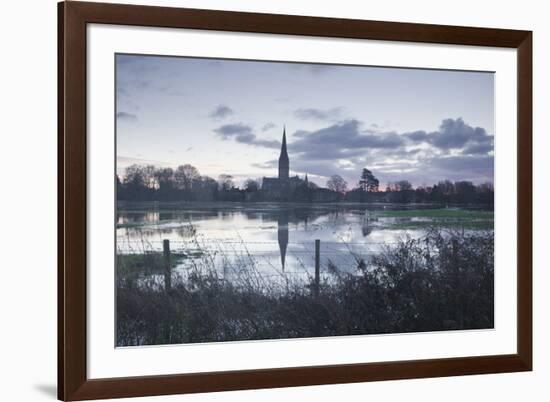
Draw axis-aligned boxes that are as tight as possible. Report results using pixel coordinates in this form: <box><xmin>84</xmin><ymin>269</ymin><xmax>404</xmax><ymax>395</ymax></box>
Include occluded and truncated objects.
<box><xmin>115</xmin><ymin>54</ymin><xmax>495</xmax><ymax>347</ymax></box>
<box><xmin>1</xmin><ymin>0</ymin><xmax>541</xmax><ymax>400</ymax></box>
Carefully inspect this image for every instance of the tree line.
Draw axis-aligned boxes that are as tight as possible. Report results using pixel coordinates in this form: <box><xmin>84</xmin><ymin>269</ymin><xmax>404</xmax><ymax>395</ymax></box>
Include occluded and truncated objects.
<box><xmin>117</xmin><ymin>164</ymin><xmax>493</xmax><ymax>204</ymax></box>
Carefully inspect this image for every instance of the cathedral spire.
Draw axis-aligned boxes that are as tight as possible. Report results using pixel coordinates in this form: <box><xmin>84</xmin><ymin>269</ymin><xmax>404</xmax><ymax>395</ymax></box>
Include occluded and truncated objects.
<box><xmin>280</xmin><ymin>126</ymin><xmax>288</xmax><ymax>158</ymax></box>
<box><xmin>278</xmin><ymin>125</ymin><xmax>289</xmax><ymax>180</ymax></box>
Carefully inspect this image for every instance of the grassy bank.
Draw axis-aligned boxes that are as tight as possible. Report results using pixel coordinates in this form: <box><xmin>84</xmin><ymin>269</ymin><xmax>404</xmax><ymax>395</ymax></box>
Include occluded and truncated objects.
<box><xmin>116</xmin><ymin>229</ymin><xmax>494</xmax><ymax>346</ymax></box>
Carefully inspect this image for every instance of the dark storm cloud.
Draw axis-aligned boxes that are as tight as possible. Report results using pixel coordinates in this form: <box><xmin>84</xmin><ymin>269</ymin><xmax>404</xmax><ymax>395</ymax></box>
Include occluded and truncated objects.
<box><xmin>289</xmin><ymin>120</ymin><xmax>404</xmax><ymax>160</ymax></box>
<box><xmin>209</xmin><ymin>105</ymin><xmax>234</xmax><ymax>120</ymax></box>
<box><xmin>214</xmin><ymin>123</ymin><xmax>280</xmax><ymax>149</ymax></box>
<box><xmin>404</xmin><ymin>118</ymin><xmax>493</xmax><ymax>152</ymax></box>
<box><xmin>294</xmin><ymin>107</ymin><xmax>342</xmax><ymax>121</ymax></box>
<box><xmin>116</xmin><ymin>111</ymin><xmax>138</xmax><ymax>122</ymax></box>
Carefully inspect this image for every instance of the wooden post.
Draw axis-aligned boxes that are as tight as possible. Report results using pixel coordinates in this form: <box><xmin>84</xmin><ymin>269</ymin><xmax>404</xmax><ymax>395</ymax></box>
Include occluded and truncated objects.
<box><xmin>163</xmin><ymin>239</ymin><xmax>171</xmax><ymax>291</ymax></box>
<box><xmin>314</xmin><ymin>239</ymin><xmax>320</xmax><ymax>297</ymax></box>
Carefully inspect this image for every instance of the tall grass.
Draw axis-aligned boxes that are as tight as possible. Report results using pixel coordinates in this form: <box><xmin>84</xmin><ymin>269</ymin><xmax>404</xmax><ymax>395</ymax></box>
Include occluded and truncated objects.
<box><xmin>116</xmin><ymin>228</ymin><xmax>494</xmax><ymax>346</ymax></box>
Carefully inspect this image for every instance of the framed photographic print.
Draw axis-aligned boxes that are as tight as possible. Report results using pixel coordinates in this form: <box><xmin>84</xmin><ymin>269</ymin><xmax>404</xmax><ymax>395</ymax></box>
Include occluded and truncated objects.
<box><xmin>58</xmin><ymin>1</ymin><xmax>532</xmax><ymax>400</ymax></box>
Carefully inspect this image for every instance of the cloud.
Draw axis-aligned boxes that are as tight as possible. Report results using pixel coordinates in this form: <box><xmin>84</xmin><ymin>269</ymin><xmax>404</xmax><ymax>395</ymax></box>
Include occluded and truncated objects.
<box><xmin>462</xmin><ymin>142</ymin><xmax>494</xmax><ymax>155</ymax></box>
<box><xmin>289</xmin><ymin>120</ymin><xmax>404</xmax><ymax>160</ymax></box>
<box><xmin>116</xmin><ymin>111</ymin><xmax>138</xmax><ymax>122</ymax></box>
<box><xmin>214</xmin><ymin>123</ymin><xmax>253</xmax><ymax>139</ymax></box>
<box><xmin>404</xmin><ymin>118</ymin><xmax>493</xmax><ymax>151</ymax></box>
<box><xmin>430</xmin><ymin>154</ymin><xmax>494</xmax><ymax>171</ymax></box>
<box><xmin>218</xmin><ymin>117</ymin><xmax>494</xmax><ymax>186</ymax></box>
<box><xmin>294</xmin><ymin>107</ymin><xmax>342</xmax><ymax>121</ymax></box>
<box><xmin>403</xmin><ymin>130</ymin><xmax>429</xmax><ymax>142</ymax></box>
<box><xmin>209</xmin><ymin>105</ymin><xmax>234</xmax><ymax>120</ymax></box>
<box><xmin>214</xmin><ymin>123</ymin><xmax>280</xmax><ymax>148</ymax></box>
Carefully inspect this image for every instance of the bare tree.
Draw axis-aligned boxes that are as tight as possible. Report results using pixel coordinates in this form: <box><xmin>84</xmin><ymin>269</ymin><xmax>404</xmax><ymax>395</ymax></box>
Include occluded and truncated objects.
<box><xmin>326</xmin><ymin>174</ymin><xmax>348</xmax><ymax>193</ymax></box>
<box><xmin>143</xmin><ymin>165</ymin><xmax>157</xmax><ymax>189</ymax></box>
<box><xmin>218</xmin><ymin>174</ymin><xmax>234</xmax><ymax>191</ymax></box>
<box><xmin>153</xmin><ymin>168</ymin><xmax>174</xmax><ymax>191</ymax></box>
<box><xmin>174</xmin><ymin>164</ymin><xmax>200</xmax><ymax>192</ymax></box>
<box><xmin>123</xmin><ymin>164</ymin><xmax>146</xmax><ymax>187</ymax></box>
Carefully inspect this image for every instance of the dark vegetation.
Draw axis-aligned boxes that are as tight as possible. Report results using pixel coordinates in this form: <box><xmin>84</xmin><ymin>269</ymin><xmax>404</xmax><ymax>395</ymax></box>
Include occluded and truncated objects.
<box><xmin>116</xmin><ymin>164</ymin><xmax>494</xmax><ymax>204</ymax></box>
<box><xmin>116</xmin><ymin>229</ymin><xmax>494</xmax><ymax>346</ymax></box>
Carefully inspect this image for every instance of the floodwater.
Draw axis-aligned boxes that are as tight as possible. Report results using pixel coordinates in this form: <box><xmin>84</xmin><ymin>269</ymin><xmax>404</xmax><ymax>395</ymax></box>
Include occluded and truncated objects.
<box><xmin>116</xmin><ymin>202</ymin><xmax>493</xmax><ymax>281</ymax></box>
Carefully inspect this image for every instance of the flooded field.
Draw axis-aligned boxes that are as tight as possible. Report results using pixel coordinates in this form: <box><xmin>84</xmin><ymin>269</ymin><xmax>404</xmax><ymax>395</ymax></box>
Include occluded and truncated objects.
<box><xmin>116</xmin><ymin>202</ymin><xmax>493</xmax><ymax>281</ymax></box>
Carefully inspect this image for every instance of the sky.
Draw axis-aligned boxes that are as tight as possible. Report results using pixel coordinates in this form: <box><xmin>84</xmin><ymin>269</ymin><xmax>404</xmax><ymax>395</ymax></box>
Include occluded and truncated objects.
<box><xmin>116</xmin><ymin>54</ymin><xmax>494</xmax><ymax>188</ymax></box>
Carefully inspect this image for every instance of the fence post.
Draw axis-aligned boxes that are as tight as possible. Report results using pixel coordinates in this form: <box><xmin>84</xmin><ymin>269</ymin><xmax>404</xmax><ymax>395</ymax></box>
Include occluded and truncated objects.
<box><xmin>163</xmin><ymin>239</ymin><xmax>171</xmax><ymax>291</ymax></box>
<box><xmin>314</xmin><ymin>239</ymin><xmax>320</xmax><ymax>297</ymax></box>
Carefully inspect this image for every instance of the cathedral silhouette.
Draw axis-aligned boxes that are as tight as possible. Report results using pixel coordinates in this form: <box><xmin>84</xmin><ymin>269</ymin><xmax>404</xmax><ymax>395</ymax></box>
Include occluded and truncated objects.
<box><xmin>261</xmin><ymin>127</ymin><xmax>306</xmax><ymax>195</ymax></box>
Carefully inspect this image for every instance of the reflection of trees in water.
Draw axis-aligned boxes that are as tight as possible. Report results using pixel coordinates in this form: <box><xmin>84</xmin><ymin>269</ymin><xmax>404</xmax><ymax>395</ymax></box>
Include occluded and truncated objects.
<box><xmin>119</xmin><ymin>203</ymin><xmax>383</xmax><ymax>226</ymax></box>
<box><xmin>117</xmin><ymin>211</ymin><xmax>160</xmax><ymax>225</ymax></box>
<box><xmin>120</xmin><ymin>224</ymin><xmax>196</xmax><ymax>239</ymax></box>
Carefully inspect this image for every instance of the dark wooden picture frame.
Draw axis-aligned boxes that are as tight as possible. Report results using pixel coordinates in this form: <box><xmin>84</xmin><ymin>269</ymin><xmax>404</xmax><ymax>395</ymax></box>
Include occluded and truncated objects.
<box><xmin>58</xmin><ymin>1</ymin><xmax>532</xmax><ymax>400</ymax></box>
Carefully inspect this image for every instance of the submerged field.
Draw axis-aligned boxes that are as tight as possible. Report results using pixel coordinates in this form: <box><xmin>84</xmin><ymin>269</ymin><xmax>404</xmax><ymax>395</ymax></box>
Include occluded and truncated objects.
<box><xmin>116</xmin><ymin>202</ymin><xmax>494</xmax><ymax>273</ymax></box>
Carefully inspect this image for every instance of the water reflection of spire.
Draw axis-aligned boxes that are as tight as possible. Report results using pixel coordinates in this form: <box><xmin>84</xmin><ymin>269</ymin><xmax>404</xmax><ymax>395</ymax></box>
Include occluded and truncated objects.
<box><xmin>277</xmin><ymin>212</ymin><xmax>289</xmax><ymax>270</ymax></box>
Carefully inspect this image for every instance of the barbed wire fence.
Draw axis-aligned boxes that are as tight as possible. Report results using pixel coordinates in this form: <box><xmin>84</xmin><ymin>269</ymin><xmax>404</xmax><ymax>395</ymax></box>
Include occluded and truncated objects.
<box><xmin>115</xmin><ymin>237</ymin><xmax>411</xmax><ymax>291</ymax></box>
